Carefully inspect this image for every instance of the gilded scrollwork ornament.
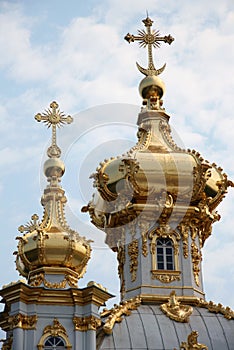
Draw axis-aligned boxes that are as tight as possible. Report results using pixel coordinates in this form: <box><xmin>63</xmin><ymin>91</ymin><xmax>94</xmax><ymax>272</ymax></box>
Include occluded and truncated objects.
<box><xmin>197</xmin><ymin>298</ymin><xmax>234</xmax><ymax>320</ymax></box>
<box><xmin>43</xmin><ymin>318</ymin><xmax>67</xmax><ymax>337</ymax></box>
<box><xmin>8</xmin><ymin>313</ymin><xmax>37</xmax><ymax>329</ymax></box>
<box><xmin>128</xmin><ymin>240</ymin><xmax>139</xmax><ymax>282</ymax></box>
<box><xmin>152</xmin><ymin>271</ymin><xmax>181</xmax><ymax>283</ymax></box>
<box><xmin>29</xmin><ymin>272</ymin><xmax>78</xmax><ymax>288</ymax></box>
<box><xmin>101</xmin><ymin>296</ymin><xmax>141</xmax><ymax>334</ymax></box>
<box><xmin>38</xmin><ymin>318</ymin><xmax>72</xmax><ymax>350</ymax></box>
<box><xmin>177</xmin><ymin>223</ymin><xmax>189</xmax><ymax>258</ymax></box>
<box><xmin>191</xmin><ymin>242</ymin><xmax>202</xmax><ymax>286</ymax></box>
<box><xmin>161</xmin><ymin>291</ymin><xmax>193</xmax><ymax>323</ymax></box>
<box><xmin>138</xmin><ymin>216</ymin><xmax>151</xmax><ymax>257</ymax></box>
<box><xmin>117</xmin><ymin>242</ymin><xmax>126</xmax><ymax>299</ymax></box>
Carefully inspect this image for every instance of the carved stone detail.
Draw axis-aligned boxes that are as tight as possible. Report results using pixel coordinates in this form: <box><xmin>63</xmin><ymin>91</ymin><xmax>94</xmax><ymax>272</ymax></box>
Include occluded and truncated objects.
<box><xmin>101</xmin><ymin>296</ymin><xmax>141</xmax><ymax>334</ymax></box>
<box><xmin>161</xmin><ymin>291</ymin><xmax>193</xmax><ymax>322</ymax></box>
<box><xmin>128</xmin><ymin>240</ymin><xmax>139</xmax><ymax>282</ymax></box>
<box><xmin>73</xmin><ymin>316</ymin><xmax>101</xmax><ymax>331</ymax></box>
<box><xmin>8</xmin><ymin>313</ymin><xmax>37</xmax><ymax>329</ymax></box>
<box><xmin>179</xmin><ymin>331</ymin><xmax>208</xmax><ymax>350</ymax></box>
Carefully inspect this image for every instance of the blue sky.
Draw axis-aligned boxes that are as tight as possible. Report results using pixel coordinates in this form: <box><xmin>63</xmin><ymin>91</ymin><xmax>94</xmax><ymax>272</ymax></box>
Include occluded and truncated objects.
<box><xmin>0</xmin><ymin>0</ymin><xmax>234</xmax><ymax>319</ymax></box>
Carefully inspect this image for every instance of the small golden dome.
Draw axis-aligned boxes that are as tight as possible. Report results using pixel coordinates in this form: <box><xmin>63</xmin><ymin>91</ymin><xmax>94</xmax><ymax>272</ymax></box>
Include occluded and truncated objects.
<box><xmin>16</xmin><ymin>225</ymin><xmax>90</xmax><ymax>281</ymax></box>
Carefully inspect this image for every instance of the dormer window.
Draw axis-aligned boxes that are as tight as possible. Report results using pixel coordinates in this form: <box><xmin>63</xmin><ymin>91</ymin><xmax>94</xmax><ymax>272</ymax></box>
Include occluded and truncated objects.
<box><xmin>156</xmin><ymin>238</ymin><xmax>174</xmax><ymax>270</ymax></box>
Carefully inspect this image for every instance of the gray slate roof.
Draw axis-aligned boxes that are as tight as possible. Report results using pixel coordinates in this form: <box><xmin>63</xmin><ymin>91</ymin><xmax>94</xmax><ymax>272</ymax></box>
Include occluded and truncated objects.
<box><xmin>98</xmin><ymin>304</ymin><xmax>234</xmax><ymax>350</ymax></box>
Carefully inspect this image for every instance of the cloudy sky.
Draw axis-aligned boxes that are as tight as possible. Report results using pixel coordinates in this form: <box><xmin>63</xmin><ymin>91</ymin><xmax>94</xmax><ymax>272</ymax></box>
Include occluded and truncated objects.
<box><xmin>0</xmin><ymin>0</ymin><xmax>234</xmax><ymax>320</ymax></box>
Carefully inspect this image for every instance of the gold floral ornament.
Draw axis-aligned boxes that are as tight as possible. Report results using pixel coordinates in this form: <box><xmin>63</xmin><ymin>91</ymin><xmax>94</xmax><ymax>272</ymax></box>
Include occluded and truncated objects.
<box><xmin>177</xmin><ymin>331</ymin><xmax>208</xmax><ymax>350</ymax></box>
<box><xmin>125</xmin><ymin>15</ymin><xmax>174</xmax><ymax>77</ymax></box>
<box><xmin>161</xmin><ymin>291</ymin><xmax>193</xmax><ymax>322</ymax></box>
<box><xmin>35</xmin><ymin>101</ymin><xmax>73</xmax><ymax>158</ymax></box>
<box><xmin>101</xmin><ymin>296</ymin><xmax>141</xmax><ymax>334</ymax></box>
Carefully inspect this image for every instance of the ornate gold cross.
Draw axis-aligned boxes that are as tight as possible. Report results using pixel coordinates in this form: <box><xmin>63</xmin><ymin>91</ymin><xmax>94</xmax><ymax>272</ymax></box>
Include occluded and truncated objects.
<box><xmin>125</xmin><ymin>16</ymin><xmax>174</xmax><ymax>76</ymax></box>
<box><xmin>35</xmin><ymin>101</ymin><xmax>73</xmax><ymax>158</ymax></box>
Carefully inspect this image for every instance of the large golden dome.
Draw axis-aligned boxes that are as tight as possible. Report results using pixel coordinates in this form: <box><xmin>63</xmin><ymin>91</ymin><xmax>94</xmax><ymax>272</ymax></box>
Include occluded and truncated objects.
<box><xmin>85</xmin><ymin>108</ymin><xmax>229</xmax><ymax>246</ymax></box>
<box><xmin>84</xmin><ymin>18</ymin><xmax>232</xmax><ymax>248</ymax></box>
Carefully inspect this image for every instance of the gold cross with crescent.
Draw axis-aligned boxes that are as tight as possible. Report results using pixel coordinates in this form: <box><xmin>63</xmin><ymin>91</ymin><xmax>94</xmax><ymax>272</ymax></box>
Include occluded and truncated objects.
<box><xmin>35</xmin><ymin>101</ymin><xmax>73</xmax><ymax>158</ymax></box>
<box><xmin>125</xmin><ymin>16</ymin><xmax>174</xmax><ymax>76</ymax></box>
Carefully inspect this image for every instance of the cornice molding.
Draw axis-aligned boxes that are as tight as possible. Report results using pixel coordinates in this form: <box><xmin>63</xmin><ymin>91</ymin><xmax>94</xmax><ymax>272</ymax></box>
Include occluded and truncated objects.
<box><xmin>0</xmin><ymin>281</ymin><xmax>113</xmax><ymax>307</ymax></box>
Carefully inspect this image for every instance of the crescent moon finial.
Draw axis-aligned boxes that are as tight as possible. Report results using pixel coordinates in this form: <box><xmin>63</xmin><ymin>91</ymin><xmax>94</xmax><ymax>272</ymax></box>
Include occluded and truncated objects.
<box><xmin>125</xmin><ymin>16</ymin><xmax>174</xmax><ymax>77</ymax></box>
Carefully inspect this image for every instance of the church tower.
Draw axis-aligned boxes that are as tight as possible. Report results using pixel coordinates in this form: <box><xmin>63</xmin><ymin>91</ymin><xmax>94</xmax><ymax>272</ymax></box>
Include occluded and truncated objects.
<box><xmin>83</xmin><ymin>16</ymin><xmax>234</xmax><ymax>349</ymax></box>
<box><xmin>0</xmin><ymin>102</ymin><xmax>112</xmax><ymax>350</ymax></box>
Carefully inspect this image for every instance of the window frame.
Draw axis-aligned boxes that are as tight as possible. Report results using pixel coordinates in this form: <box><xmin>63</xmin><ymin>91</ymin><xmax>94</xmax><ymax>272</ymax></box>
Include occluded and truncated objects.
<box><xmin>156</xmin><ymin>237</ymin><xmax>175</xmax><ymax>270</ymax></box>
<box><xmin>44</xmin><ymin>335</ymin><xmax>66</xmax><ymax>349</ymax></box>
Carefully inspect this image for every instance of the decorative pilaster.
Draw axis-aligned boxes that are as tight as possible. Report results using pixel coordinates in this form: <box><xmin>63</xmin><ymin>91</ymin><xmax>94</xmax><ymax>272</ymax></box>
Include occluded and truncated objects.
<box><xmin>73</xmin><ymin>316</ymin><xmax>101</xmax><ymax>331</ymax></box>
<box><xmin>8</xmin><ymin>314</ymin><xmax>37</xmax><ymax>330</ymax></box>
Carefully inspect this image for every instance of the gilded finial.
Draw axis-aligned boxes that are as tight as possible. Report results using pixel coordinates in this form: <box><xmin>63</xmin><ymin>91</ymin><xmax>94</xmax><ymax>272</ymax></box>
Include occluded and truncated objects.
<box><xmin>124</xmin><ymin>16</ymin><xmax>174</xmax><ymax>76</ymax></box>
<box><xmin>35</xmin><ymin>101</ymin><xmax>73</xmax><ymax>158</ymax></box>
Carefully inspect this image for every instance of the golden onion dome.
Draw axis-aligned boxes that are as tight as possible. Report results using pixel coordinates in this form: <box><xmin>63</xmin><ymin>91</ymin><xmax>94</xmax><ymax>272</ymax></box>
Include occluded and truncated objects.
<box><xmin>15</xmin><ymin>102</ymin><xmax>91</xmax><ymax>288</ymax></box>
<box><xmin>16</xmin><ymin>225</ymin><xmax>90</xmax><ymax>283</ymax></box>
<box><xmin>83</xmin><ymin>16</ymin><xmax>233</xmax><ymax>245</ymax></box>
<box><xmin>84</xmin><ymin>107</ymin><xmax>232</xmax><ymax>250</ymax></box>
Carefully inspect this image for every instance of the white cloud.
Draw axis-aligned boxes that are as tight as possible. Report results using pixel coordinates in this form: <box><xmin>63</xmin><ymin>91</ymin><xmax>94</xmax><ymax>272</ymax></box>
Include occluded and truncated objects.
<box><xmin>0</xmin><ymin>3</ymin><xmax>48</xmax><ymax>81</ymax></box>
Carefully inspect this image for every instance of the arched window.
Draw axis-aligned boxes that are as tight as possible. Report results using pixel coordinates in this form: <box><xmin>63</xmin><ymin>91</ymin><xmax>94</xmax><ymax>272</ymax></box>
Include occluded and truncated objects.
<box><xmin>157</xmin><ymin>238</ymin><xmax>174</xmax><ymax>270</ymax></box>
<box><xmin>44</xmin><ymin>336</ymin><xmax>66</xmax><ymax>349</ymax></box>
<box><xmin>37</xmin><ymin>319</ymin><xmax>72</xmax><ymax>350</ymax></box>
